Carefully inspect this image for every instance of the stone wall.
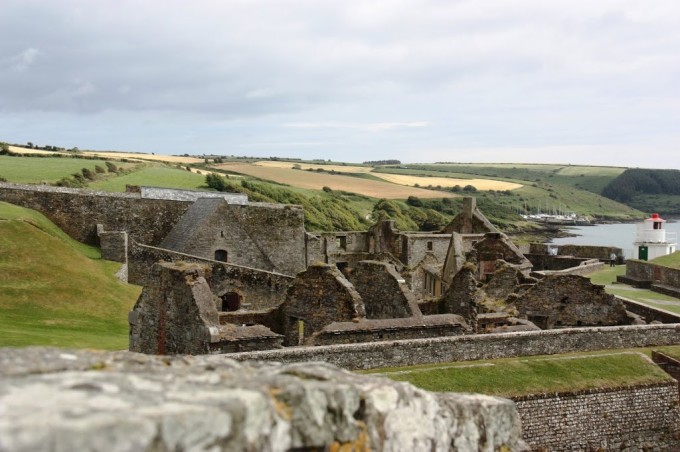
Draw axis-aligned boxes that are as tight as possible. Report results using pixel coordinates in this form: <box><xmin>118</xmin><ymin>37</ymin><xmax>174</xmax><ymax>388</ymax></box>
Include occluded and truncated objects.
<box><xmin>98</xmin><ymin>230</ymin><xmax>128</xmax><ymax>263</ymax></box>
<box><xmin>128</xmin><ymin>242</ymin><xmax>294</xmax><ymax>310</ymax></box>
<box><xmin>625</xmin><ymin>259</ymin><xmax>680</xmax><ymax>289</ymax></box>
<box><xmin>348</xmin><ymin>260</ymin><xmax>422</xmax><ymax>319</ymax></box>
<box><xmin>530</xmin><ymin>243</ymin><xmax>624</xmax><ymax>262</ymax></box>
<box><xmin>0</xmin><ymin>182</ymin><xmax>190</xmax><ymax>246</ymax></box>
<box><xmin>310</xmin><ymin>315</ymin><xmax>468</xmax><ymax>345</ymax></box>
<box><xmin>230</xmin><ymin>324</ymin><xmax>680</xmax><ymax>370</ymax></box>
<box><xmin>140</xmin><ymin>186</ymin><xmax>248</xmax><ymax>204</ymax></box>
<box><xmin>400</xmin><ymin>233</ymin><xmax>450</xmax><ymax>268</ymax></box>
<box><xmin>621</xmin><ymin>298</ymin><xmax>680</xmax><ymax>324</ymax></box>
<box><xmin>515</xmin><ymin>274</ymin><xmax>627</xmax><ymax>328</ymax></box>
<box><xmin>0</xmin><ymin>347</ymin><xmax>526</xmax><ymax>452</ymax></box>
<box><xmin>160</xmin><ymin>199</ymin><xmax>306</xmax><ymax>276</ymax></box>
<box><xmin>129</xmin><ymin>262</ymin><xmax>282</xmax><ymax>355</ymax></box>
<box><xmin>524</xmin><ymin>253</ymin><xmax>593</xmax><ymax>271</ymax></box>
<box><xmin>283</xmin><ymin>264</ymin><xmax>366</xmax><ymax>346</ymax></box>
<box><xmin>514</xmin><ymin>382</ymin><xmax>680</xmax><ymax>450</ymax></box>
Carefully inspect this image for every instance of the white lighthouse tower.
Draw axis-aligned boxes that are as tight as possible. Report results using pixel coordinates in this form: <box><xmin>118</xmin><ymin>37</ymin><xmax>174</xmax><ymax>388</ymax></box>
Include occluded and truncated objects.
<box><xmin>633</xmin><ymin>213</ymin><xmax>677</xmax><ymax>261</ymax></box>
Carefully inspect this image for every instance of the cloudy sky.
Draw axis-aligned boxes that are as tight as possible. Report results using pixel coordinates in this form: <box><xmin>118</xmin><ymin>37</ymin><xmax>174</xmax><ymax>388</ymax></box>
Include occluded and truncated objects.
<box><xmin>1</xmin><ymin>0</ymin><xmax>679</xmax><ymax>167</ymax></box>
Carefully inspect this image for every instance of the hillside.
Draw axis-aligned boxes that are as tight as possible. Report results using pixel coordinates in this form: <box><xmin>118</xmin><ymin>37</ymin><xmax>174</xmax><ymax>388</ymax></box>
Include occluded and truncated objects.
<box><xmin>602</xmin><ymin>168</ymin><xmax>680</xmax><ymax>216</ymax></box>
<box><xmin>0</xmin><ymin>202</ymin><xmax>140</xmax><ymax>349</ymax></box>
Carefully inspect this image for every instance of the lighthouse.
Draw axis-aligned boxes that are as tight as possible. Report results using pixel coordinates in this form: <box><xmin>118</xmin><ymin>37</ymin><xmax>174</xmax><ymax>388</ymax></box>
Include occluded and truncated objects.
<box><xmin>633</xmin><ymin>213</ymin><xmax>677</xmax><ymax>260</ymax></box>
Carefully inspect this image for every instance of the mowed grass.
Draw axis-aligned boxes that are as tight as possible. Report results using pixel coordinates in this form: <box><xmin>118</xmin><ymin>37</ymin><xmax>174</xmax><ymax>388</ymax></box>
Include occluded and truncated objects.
<box><xmin>217</xmin><ymin>163</ymin><xmax>457</xmax><ymax>199</ymax></box>
<box><xmin>0</xmin><ymin>202</ymin><xmax>141</xmax><ymax>349</ymax></box>
<box><xmin>649</xmin><ymin>251</ymin><xmax>680</xmax><ymax>268</ymax></box>
<box><xmin>89</xmin><ymin>166</ymin><xmax>210</xmax><ymax>192</ymax></box>
<box><xmin>589</xmin><ymin>265</ymin><xmax>680</xmax><ymax>313</ymax></box>
<box><xmin>371</xmin><ymin>173</ymin><xmax>523</xmax><ymax>191</ymax></box>
<box><xmin>366</xmin><ymin>352</ymin><xmax>670</xmax><ymax>397</ymax></box>
<box><xmin>0</xmin><ymin>155</ymin><xmax>113</xmax><ymax>183</ymax></box>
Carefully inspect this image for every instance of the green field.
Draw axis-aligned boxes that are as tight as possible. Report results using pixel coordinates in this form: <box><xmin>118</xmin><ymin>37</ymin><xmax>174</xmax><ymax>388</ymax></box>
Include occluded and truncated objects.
<box><xmin>365</xmin><ymin>351</ymin><xmax>671</xmax><ymax>396</ymax></box>
<box><xmin>89</xmin><ymin>166</ymin><xmax>210</xmax><ymax>192</ymax></box>
<box><xmin>0</xmin><ymin>202</ymin><xmax>140</xmax><ymax>349</ymax></box>
<box><xmin>0</xmin><ymin>155</ymin><xmax>116</xmax><ymax>183</ymax></box>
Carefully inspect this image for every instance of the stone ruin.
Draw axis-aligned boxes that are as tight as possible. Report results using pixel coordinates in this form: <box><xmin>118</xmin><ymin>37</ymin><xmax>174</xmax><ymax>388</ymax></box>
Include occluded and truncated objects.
<box><xmin>126</xmin><ymin>193</ymin><xmax>641</xmax><ymax>354</ymax></box>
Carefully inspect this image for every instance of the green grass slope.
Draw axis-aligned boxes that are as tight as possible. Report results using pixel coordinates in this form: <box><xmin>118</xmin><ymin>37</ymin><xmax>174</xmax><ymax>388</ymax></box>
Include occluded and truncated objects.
<box><xmin>366</xmin><ymin>352</ymin><xmax>671</xmax><ymax>397</ymax></box>
<box><xmin>0</xmin><ymin>155</ymin><xmax>113</xmax><ymax>184</ymax></box>
<box><xmin>0</xmin><ymin>202</ymin><xmax>141</xmax><ymax>349</ymax></box>
<box><xmin>89</xmin><ymin>166</ymin><xmax>209</xmax><ymax>191</ymax></box>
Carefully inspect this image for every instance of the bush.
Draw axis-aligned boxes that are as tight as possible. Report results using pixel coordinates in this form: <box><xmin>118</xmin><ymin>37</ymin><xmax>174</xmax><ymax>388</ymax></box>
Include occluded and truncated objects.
<box><xmin>81</xmin><ymin>168</ymin><xmax>96</xmax><ymax>180</ymax></box>
<box><xmin>322</xmin><ymin>186</ymin><xmax>333</xmax><ymax>193</ymax></box>
<box><xmin>105</xmin><ymin>162</ymin><xmax>118</xmax><ymax>173</ymax></box>
<box><xmin>94</xmin><ymin>165</ymin><xmax>106</xmax><ymax>174</ymax></box>
<box><xmin>0</xmin><ymin>176</ymin><xmax>7</xmax><ymax>182</ymax></box>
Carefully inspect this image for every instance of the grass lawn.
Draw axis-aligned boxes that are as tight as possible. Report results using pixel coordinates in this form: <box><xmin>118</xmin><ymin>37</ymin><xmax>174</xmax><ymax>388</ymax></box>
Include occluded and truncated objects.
<box><xmin>0</xmin><ymin>202</ymin><xmax>141</xmax><ymax>349</ymax></box>
<box><xmin>364</xmin><ymin>351</ymin><xmax>672</xmax><ymax>397</ymax></box>
<box><xmin>649</xmin><ymin>251</ymin><xmax>680</xmax><ymax>268</ymax></box>
<box><xmin>0</xmin><ymin>155</ymin><xmax>114</xmax><ymax>184</ymax></box>
<box><xmin>89</xmin><ymin>166</ymin><xmax>210</xmax><ymax>192</ymax></box>
<box><xmin>589</xmin><ymin>265</ymin><xmax>680</xmax><ymax>312</ymax></box>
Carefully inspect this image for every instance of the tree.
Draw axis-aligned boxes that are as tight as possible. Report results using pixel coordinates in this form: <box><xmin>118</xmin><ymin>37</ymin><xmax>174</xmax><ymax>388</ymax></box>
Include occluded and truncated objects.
<box><xmin>406</xmin><ymin>196</ymin><xmax>423</xmax><ymax>207</ymax></box>
<box><xmin>463</xmin><ymin>184</ymin><xmax>477</xmax><ymax>193</ymax></box>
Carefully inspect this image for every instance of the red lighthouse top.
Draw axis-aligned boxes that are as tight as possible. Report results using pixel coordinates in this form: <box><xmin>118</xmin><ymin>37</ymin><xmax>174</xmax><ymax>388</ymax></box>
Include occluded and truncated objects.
<box><xmin>650</xmin><ymin>213</ymin><xmax>664</xmax><ymax>221</ymax></box>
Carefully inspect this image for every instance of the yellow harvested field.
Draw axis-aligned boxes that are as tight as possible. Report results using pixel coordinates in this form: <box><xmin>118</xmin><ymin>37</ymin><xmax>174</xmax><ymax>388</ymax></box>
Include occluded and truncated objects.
<box><xmin>372</xmin><ymin>173</ymin><xmax>523</xmax><ymax>191</ymax></box>
<box><xmin>7</xmin><ymin>146</ymin><xmax>202</xmax><ymax>164</ymax></box>
<box><xmin>217</xmin><ymin>163</ymin><xmax>457</xmax><ymax>199</ymax></box>
<box><xmin>254</xmin><ymin>161</ymin><xmax>373</xmax><ymax>173</ymax></box>
<box><xmin>80</xmin><ymin>151</ymin><xmax>203</xmax><ymax>164</ymax></box>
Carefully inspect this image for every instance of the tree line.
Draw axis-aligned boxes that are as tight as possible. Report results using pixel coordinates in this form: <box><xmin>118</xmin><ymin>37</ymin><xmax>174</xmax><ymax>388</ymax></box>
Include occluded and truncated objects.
<box><xmin>602</xmin><ymin>168</ymin><xmax>680</xmax><ymax>202</ymax></box>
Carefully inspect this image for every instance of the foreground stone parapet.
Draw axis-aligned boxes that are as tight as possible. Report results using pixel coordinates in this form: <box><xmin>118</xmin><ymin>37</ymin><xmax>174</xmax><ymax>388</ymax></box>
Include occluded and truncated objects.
<box><xmin>0</xmin><ymin>347</ymin><xmax>526</xmax><ymax>451</ymax></box>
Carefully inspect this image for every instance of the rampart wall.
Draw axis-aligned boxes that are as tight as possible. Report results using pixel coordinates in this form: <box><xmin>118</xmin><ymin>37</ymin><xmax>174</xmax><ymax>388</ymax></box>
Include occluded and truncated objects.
<box><xmin>129</xmin><ymin>242</ymin><xmax>294</xmax><ymax>310</ymax></box>
<box><xmin>621</xmin><ymin>298</ymin><xmax>680</xmax><ymax>324</ymax></box>
<box><xmin>230</xmin><ymin>324</ymin><xmax>680</xmax><ymax>370</ymax></box>
<box><xmin>514</xmin><ymin>382</ymin><xmax>680</xmax><ymax>450</ymax></box>
<box><xmin>625</xmin><ymin>259</ymin><xmax>680</xmax><ymax>289</ymax></box>
<box><xmin>530</xmin><ymin>243</ymin><xmax>624</xmax><ymax>261</ymax></box>
<box><xmin>0</xmin><ymin>182</ymin><xmax>190</xmax><ymax>245</ymax></box>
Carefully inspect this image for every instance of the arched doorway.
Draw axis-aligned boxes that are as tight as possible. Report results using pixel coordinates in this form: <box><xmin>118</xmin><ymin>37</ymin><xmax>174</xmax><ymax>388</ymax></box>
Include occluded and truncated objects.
<box><xmin>220</xmin><ymin>292</ymin><xmax>241</xmax><ymax>311</ymax></box>
<box><xmin>214</xmin><ymin>249</ymin><xmax>228</xmax><ymax>262</ymax></box>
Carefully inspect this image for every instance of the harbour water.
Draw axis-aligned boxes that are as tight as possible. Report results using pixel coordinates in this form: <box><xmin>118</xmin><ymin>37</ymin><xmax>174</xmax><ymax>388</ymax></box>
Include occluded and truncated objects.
<box><xmin>551</xmin><ymin>220</ymin><xmax>680</xmax><ymax>259</ymax></box>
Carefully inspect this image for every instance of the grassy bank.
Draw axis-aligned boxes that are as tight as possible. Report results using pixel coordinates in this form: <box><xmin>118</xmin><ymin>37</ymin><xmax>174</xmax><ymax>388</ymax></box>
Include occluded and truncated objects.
<box><xmin>364</xmin><ymin>351</ymin><xmax>672</xmax><ymax>397</ymax></box>
<box><xmin>0</xmin><ymin>202</ymin><xmax>140</xmax><ymax>349</ymax></box>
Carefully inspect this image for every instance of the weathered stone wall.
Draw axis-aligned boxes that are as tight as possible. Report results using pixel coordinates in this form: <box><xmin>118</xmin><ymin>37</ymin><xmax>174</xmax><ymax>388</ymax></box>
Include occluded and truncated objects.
<box><xmin>283</xmin><ymin>264</ymin><xmax>366</xmax><ymax>346</ymax></box>
<box><xmin>310</xmin><ymin>315</ymin><xmax>468</xmax><ymax>345</ymax></box>
<box><xmin>0</xmin><ymin>347</ymin><xmax>527</xmax><ymax>452</ymax></box>
<box><xmin>625</xmin><ymin>259</ymin><xmax>680</xmax><ymax>289</ymax></box>
<box><xmin>140</xmin><ymin>186</ymin><xmax>248</xmax><ymax>204</ymax></box>
<box><xmin>348</xmin><ymin>261</ymin><xmax>422</xmax><ymax>319</ymax></box>
<box><xmin>525</xmin><ymin>253</ymin><xmax>592</xmax><ymax>271</ymax></box>
<box><xmin>230</xmin><ymin>324</ymin><xmax>680</xmax><ymax>370</ymax></box>
<box><xmin>622</xmin><ymin>298</ymin><xmax>680</xmax><ymax>324</ymax></box>
<box><xmin>401</xmin><ymin>234</ymin><xmax>450</xmax><ymax>268</ymax></box>
<box><xmin>514</xmin><ymin>383</ymin><xmax>680</xmax><ymax>451</ymax></box>
<box><xmin>0</xmin><ymin>182</ymin><xmax>190</xmax><ymax>246</ymax></box>
<box><xmin>532</xmin><ymin>260</ymin><xmax>604</xmax><ymax>278</ymax></box>
<box><xmin>128</xmin><ymin>242</ymin><xmax>294</xmax><ymax>310</ymax></box>
<box><xmin>129</xmin><ymin>263</ymin><xmax>220</xmax><ymax>355</ymax></box>
<box><xmin>98</xmin><ymin>230</ymin><xmax>128</xmax><ymax>263</ymax></box>
<box><xmin>515</xmin><ymin>274</ymin><xmax>628</xmax><ymax>328</ymax></box>
<box><xmin>160</xmin><ymin>200</ymin><xmax>306</xmax><ymax>276</ymax></box>
<box><xmin>530</xmin><ymin>243</ymin><xmax>624</xmax><ymax>261</ymax></box>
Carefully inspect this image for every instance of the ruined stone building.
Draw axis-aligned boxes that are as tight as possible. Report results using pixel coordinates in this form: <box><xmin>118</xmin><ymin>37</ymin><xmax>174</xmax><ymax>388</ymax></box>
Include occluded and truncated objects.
<box><xmin>0</xmin><ymin>183</ymin><xmax>642</xmax><ymax>355</ymax></box>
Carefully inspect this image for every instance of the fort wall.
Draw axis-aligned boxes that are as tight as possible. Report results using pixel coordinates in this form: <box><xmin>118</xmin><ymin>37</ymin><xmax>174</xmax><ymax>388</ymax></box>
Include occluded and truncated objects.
<box><xmin>514</xmin><ymin>382</ymin><xmax>680</xmax><ymax>450</ymax></box>
<box><xmin>230</xmin><ymin>324</ymin><xmax>680</xmax><ymax>370</ymax></box>
<box><xmin>624</xmin><ymin>259</ymin><xmax>680</xmax><ymax>289</ymax></box>
<box><xmin>0</xmin><ymin>182</ymin><xmax>190</xmax><ymax>245</ymax></box>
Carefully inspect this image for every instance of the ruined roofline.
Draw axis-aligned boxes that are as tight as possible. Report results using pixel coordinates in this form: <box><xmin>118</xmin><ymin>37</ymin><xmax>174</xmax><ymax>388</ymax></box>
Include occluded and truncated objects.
<box><xmin>131</xmin><ymin>240</ymin><xmax>295</xmax><ymax>279</ymax></box>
